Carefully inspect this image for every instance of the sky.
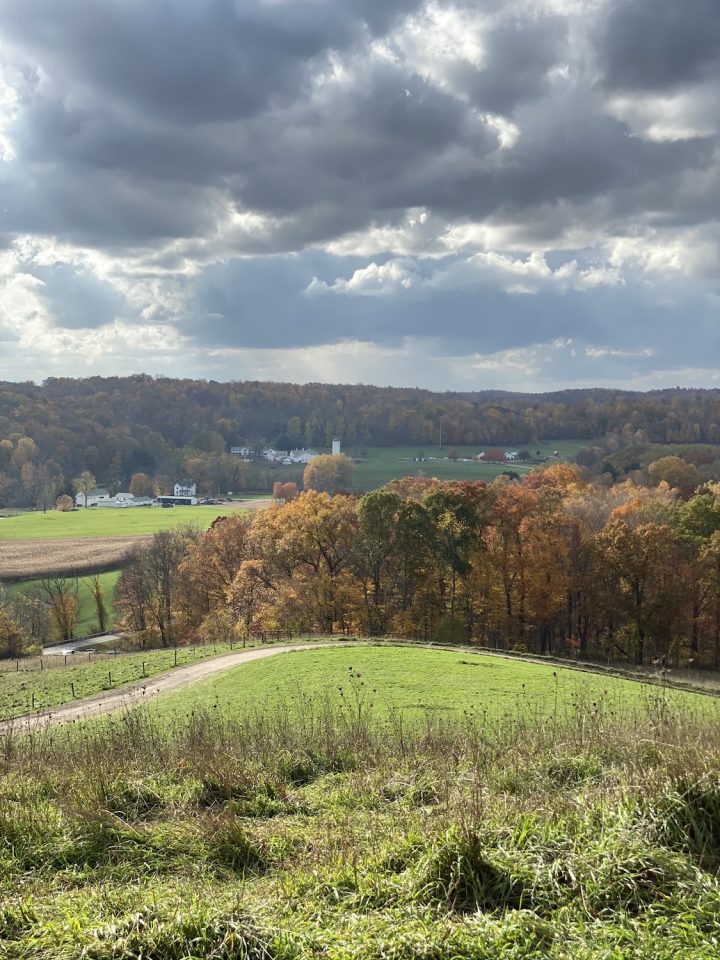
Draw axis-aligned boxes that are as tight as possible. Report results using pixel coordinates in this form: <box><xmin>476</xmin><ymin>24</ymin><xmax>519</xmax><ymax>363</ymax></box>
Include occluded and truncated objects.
<box><xmin>0</xmin><ymin>0</ymin><xmax>718</xmax><ymax>392</ymax></box>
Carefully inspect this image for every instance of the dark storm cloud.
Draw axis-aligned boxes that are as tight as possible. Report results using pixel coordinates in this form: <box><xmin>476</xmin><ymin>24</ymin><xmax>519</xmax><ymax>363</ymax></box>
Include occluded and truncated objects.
<box><xmin>0</xmin><ymin>0</ymin><xmax>422</xmax><ymax>124</ymax></box>
<box><xmin>0</xmin><ymin>0</ymin><xmax>716</xmax><ymax>253</ymax></box>
<box><xmin>461</xmin><ymin>12</ymin><xmax>568</xmax><ymax>113</ymax></box>
<box><xmin>598</xmin><ymin>0</ymin><xmax>720</xmax><ymax>91</ymax></box>
<box><xmin>0</xmin><ymin>0</ymin><xmax>718</xmax><ymax>390</ymax></box>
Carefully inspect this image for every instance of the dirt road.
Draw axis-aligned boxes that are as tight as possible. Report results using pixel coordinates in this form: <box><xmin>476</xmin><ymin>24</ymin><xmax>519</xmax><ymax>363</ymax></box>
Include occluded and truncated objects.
<box><xmin>0</xmin><ymin>643</ymin><xmax>338</xmax><ymax>735</ymax></box>
<box><xmin>42</xmin><ymin>633</ymin><xmax>123</xmax><ymax>655</ymax></box>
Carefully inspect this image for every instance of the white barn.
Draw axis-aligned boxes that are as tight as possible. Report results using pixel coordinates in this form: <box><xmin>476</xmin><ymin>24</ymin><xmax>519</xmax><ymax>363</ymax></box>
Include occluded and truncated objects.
<box><xmin>75</xmin><ymin>487</ymin><xmax>111</xmax><ymax>508</ymax></box>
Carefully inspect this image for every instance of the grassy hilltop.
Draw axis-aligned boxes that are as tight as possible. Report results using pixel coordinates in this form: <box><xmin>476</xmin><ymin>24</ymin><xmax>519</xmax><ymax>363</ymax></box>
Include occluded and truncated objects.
<box><xmin>2</xmin><ymin>644</ymin><xmax>720</xmax><ymax>958</ymax></box>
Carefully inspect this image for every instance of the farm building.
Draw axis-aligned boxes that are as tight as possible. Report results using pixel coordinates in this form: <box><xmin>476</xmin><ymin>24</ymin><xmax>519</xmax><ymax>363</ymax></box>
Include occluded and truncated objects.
<box><xmin>95</xmin><ymin>493</ymin><xmax>154</xmax><ymax>508</ymax></box>
<box><xmin>74</xmin><ymin>487</ymin><xmax>111</xmax><ymax>508</ymax></box>
<box><xmin>174</xmin><ymin>481</ymin><xmax>197</xmax><ymax>498</ymax></box>
<box><xmin>289</xmin><ymin>448</ymin><xmax>318</xmax><ymax>463</ymax></box>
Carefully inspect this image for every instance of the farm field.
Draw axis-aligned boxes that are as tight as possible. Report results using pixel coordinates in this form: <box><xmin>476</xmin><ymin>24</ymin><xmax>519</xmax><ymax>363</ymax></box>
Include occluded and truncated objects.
<box><xmin>152</xmin><ymin>644</ymin><xmax>711</xmax><ymax>724</ymax></box>
<box><xmin>5</xmin><ymin>570</ymin><xmax>121</xmax><ymax>638</ymax></box>
<box><xmin>0</xmin><ymin>501</ymin><xmax>257</xmax><ymax>541</ymax></box>
<box><xmin>230</xmin><ymin>440</ymin><xmax>592</xmax><ymax>492</ymax></box>
<box><xmin>0</xmin><ymin>535</ymin><xmax>142</xmax><ymax>580</ymax></box>
<box><xmin>2</xmin><ymin>644</ymin><xmax>720</xmax><ymax>958</ymax></box>
<box><xmin>347</xmin><ymin>439</ymin><xmax>591</xmax><ymax>491</ymax></box>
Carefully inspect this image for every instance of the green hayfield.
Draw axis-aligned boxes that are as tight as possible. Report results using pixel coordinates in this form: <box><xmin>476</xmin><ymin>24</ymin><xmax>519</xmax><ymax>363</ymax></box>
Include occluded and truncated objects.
<box><xmin>0</xmin><ymin>504</ymin><xmax>250</xmax><ymax>540</ymax></box>
<box><xmin>152</xmin><ymin>645</ymin><xmax>710</xmax><ymax>724</ymax></box>
<box><xmin>5</xmin><ymin>570</ymin><xmax>121</xmax><ymax>639</ymax></box>
<box><xmin>2</xmin><ymin>642</ymin><xmax>709</xmax><ymax>725</ymax></box>
<box><xmin>348</xmin><ymin>440</ymin><xmax>591</xmax><ymax>491</ymax></box>
<box><xmin>218</xmin><ymin>440</ymin><xmax>592</xmax><ymax>492</ymax></box>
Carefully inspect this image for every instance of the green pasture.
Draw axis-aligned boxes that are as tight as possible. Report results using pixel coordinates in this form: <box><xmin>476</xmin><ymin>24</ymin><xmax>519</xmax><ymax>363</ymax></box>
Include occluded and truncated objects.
<box><xmin>151</xmin><ymin>644</ymin><xmax>710</xmax><ymax>724</ymax></box>
<box><xmin>0</xmin><ymin>504</ymin><xmax>249</xmax><ymax>540</ymax></box>
<box><xmin>5</xmin><ymin>570</ymin><xmax>121</xmax><ymax>638</ymax></box>
<box><xmin>347</xmin><ymin>439</ymin><xmax>591</xmax><ymax>491</ymax></box>
<box><xmin>216</xmin><ymin>439</ymin><xmax>593</xmax><ymax>492</ymax></box>
<box><xmin>2</xmin><ymin>642</ymin><xmax>708</xmax><ymax>726</ymax></box>
<box><xmin>0</xmin><ymin>640</ymin><xmax>245</xmax><ymax>720</ymax></box>
<box><xmin>4</xmin><ymin>641</ymin><xmax>720</xmax><ymax>958</ymax></box>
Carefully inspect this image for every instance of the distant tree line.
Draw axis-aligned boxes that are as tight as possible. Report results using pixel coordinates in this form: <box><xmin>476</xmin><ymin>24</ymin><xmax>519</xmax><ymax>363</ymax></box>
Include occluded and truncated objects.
<box><xmin>4</xmin><ymin>375</ymin><xmax>720</xmax><ymax>507</ymax></box>
<box><xmin>114</xmin><ymin>467</ymin><xmax>720</xmax><ymax>670</ymax></box>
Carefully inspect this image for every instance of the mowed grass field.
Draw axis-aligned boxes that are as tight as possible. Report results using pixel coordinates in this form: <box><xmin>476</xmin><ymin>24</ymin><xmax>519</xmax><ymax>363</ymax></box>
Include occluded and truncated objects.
<box><xmin>152</xmin><ymin>645</ymin><xmax>711</xmax><ymax>724</ymax></box>
<box><xmin>2</xmin><ymin>643</ymin><xmax>708</xmax><ymax>724</ymax></box>
<box><xmin>0</xmin><ymin>502</ymin><xmax>255</xmax><ymax>541</ymax></box>
<box><xmin>5</xmin><ymin>570</ymin><xmax>121</xmax><ymax>640</ymax></box>
<box><xmin>347</xmin><ymin>439</ymin><xmax>591</xmax><ymax>491</ymax></box>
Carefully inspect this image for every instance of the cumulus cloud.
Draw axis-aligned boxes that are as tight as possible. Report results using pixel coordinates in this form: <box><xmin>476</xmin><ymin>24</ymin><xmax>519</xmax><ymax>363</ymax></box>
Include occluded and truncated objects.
<box><xmin>0</xmin><ymin>0</ymin><xmax>717</xmax><ymax>389</ymax></box>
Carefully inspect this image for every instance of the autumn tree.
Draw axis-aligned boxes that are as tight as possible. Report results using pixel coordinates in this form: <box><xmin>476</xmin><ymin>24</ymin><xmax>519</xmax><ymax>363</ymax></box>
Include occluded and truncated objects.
<box><xmin>273</xmin><ymin>481</ymin><xmax>298</xmax><ymax>502</ymax></box>
<box><xmin>55</xmin><ymin>494</ymin><xmax>74</xmax><ymax>511</ymax></box>
<box><xmin>356</xmin><ymin>488</ymin><xmax>404</xmax><ymax>634</ymax></box>
<box><xmin>39</xmin><ymin>577</ymin><xmax>79</xmax><ymax>642</ymax></box>
<box><xmin>303</xmin><ymin>454</ymin><xmax>354</xmax><ymax>494</ymax></box>
<box><xmin>423</xmin><ymin>482</ymin><xmax>490</xmax><ymax>639</ymax></box>
<box><xmin>596</xmin><ymin>518</ymin><xmax>681</xmax><ymax>664</ymax></box>
<box><xmin>648</xmin><ymin>456</ymin><xmax>700</xmax><ymax>498</ymax></box>
<box><xmin>74</xmin><ymin>470</ymin><xmax>96</xmax><ymax>507</ymax></box>
<box><xmin>227</xmin><ymin>559</ymin><xmax>277</xmax><ymax>642</ymax></box>
<box><xmin>86</xmin><ymin>574</ymin><xmax>108</xmax><ymax>633</ymax></box>
<box><xmin>176</xmin><ymin>514</ymin><xmax>252</xmax><ymax>629</ymax></box>
<box><xmin>0</xmin><ymin>608</ymin><xmax>29</xmax><ymax>659</ymax></box>
<box><xmin>247</xmin><ymin>491</ymin><xmax>359</xmax><ymax>634</ymax></box>
<box><xmin>130</xmin><ymin>472</ymin><xmax>153</xmax><ymax>497</ymax></box>
<box><xmin>116</xmin><ymin>531</ymin><xmax>192</xmax><ymax>645</ymax></box>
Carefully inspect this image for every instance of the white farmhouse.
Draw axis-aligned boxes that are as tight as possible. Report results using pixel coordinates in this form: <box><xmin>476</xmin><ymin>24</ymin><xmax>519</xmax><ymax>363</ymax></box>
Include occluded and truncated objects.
<box><xmin>230</xmin><ymin>446</ymin><xmax>253</xmax><ymax>458</ymax></box>
<box><xmin>174</xmin><ymin>481</ymin><xmax>197</xmax><ymax>498</ymax></box>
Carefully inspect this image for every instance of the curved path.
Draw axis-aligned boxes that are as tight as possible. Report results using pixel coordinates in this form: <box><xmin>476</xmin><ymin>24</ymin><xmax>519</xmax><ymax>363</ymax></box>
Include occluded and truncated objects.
<box><xmin>0</xmin><ymin>643</ymin><xmax>340</xmax><ymax>736</ymax></box>
<box><xmin>42</xmin><ymin>633</ymin><xmax>123</xmax><ymax>656</ymax></box>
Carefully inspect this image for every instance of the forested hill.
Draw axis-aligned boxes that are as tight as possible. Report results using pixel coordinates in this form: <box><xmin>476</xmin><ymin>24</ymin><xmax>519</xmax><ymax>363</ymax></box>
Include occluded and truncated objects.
<box><xmin>2</xmin><ymin>376</ymin><xmax>720</xmax><ymax>507</ymax></box>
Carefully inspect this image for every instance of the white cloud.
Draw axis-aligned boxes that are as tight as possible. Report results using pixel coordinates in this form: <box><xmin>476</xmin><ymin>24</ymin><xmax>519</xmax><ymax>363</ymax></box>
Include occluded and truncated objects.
<box><xmin>311</xmin><ymin>249</ymin><xmax>623</xmax><ymax>298</ymax></box>
<box><xmin>607</xmin><ymin>86</ymin><xmax>720</xmax><ymax>143</ymax></box>
<box><xmin>585</xmin><ymin>345</ymin><xmax>654</xmax><ymax>359</ymax></box>
<box><xmin>306</xmin><ymin>259</ymin><xmax>418</xmax><ymax>296</ymax></box>
<box><xmin>607</xmin><ymin>229</ymin><xmax>720</xmax><ymax>279</ymax></box>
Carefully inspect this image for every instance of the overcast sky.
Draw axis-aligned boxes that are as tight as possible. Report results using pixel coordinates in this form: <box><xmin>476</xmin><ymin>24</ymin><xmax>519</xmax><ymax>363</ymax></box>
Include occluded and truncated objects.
<box><xmin>0</xmin><ymin>0</ymin><xmax>718</xmax><ymax>391</ymax></box>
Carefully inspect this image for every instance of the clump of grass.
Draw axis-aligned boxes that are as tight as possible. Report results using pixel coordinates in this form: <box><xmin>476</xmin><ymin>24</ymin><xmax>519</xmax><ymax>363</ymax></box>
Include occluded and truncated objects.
<box><xmin>652</xmin><ymin>776</ymin><xmax>720</xmax><ymax>869</ymax></box>
<box><xmin>205</xmin><ymin>814</ymin><xmax>269</xmax><ymax>873</ymax></box>
<box><xmin>416</xmin><ymin>827</ymin><xmax>534</xmax><ymax>913</ymax></box>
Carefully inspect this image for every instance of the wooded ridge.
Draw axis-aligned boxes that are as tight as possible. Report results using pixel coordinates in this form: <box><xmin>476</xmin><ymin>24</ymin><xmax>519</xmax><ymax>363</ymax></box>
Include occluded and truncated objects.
<box><xmin>3</xmin><ymin>376</ymin><xmax>720</xmax><ymax>507</ymax></box>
